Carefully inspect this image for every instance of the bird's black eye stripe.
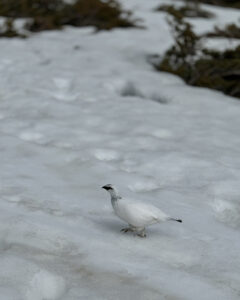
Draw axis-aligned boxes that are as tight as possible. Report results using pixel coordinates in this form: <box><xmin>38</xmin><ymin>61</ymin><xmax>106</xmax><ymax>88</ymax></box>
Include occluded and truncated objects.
<box><xmin>102</xmin><ymin>185</ymin><xmax>113</xmax><ymax>190</ymax></box>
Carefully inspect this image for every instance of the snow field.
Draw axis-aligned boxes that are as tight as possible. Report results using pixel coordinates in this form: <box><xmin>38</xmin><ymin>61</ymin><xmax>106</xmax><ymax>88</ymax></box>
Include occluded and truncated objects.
<box><xmin>0</xmin><ymin>0</ymin><xmax>240</xmax><ymax>299</ymax></box>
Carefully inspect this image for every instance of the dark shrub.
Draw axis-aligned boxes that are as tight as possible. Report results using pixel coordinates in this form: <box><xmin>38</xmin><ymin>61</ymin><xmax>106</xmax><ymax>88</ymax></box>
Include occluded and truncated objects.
<box><xmin>152</xmin><ymin>13</ymin><xmax>240</xmax><ymax>99</ymax></box>
<box><xmin>192</xmin><ymin>47</ymin><xmax>240</xmax><ymax>98</ymax></box>
<box><xmin>156</xmin><ymin>4</ymin><xmax>214</xmax><ymax>19</ymax></box>
<box><xmin>0</xmin><ymin>0</ymin><xmax>65</xmax><ymax>18</ymax></box>
<box><xmin>192</xmin><ymin>0</ymin><xmax>240</xmax><ymax>9</ymax></box>
<box><xmin>0</xmin><ymin>18</ymin><xmax>26</xmax><ymax>38</ymax></box>
<box><xmin>0</xmin><ymin>0</ymin><xmax>136</xmax><ymax>33</ymax></box>
<box><xmin>60</xmin><ymin>0</ymin><xmax>134</xmax><ymax>30</ymax></box>
<box><xmin>205</xmin><ymin>23</ymin><xmax>240</xmax><ymax>39</ymax></box>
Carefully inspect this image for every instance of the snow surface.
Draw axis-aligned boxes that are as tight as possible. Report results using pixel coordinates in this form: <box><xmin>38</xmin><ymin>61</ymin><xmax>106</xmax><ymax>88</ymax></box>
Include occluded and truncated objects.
<box><xmin>0</xmin><ymin>0</ymin><xmax>240</xmax><ymax>299</ymax></box>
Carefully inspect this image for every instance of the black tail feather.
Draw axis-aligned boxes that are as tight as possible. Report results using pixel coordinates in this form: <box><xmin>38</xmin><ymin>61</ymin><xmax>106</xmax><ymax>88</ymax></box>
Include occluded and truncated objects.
<box><xmin>169</xmin><ymin>218</ymin><xmax>182</xmax><ymax>223</ymax></box>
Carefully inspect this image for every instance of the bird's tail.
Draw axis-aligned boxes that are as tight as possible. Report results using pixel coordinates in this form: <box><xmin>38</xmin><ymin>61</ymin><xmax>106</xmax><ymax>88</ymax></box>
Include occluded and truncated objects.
<box><xmin>168</xmin><ymin>217</ymin><xmax>182</xmax><ymax>223</ymax></box>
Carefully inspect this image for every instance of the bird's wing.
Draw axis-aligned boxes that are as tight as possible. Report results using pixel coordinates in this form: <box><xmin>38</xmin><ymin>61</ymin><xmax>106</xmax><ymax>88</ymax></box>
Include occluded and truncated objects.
<box><xmin>116</xmin><ymin>200</ymin><xmax>169</xmax><ymax>227</ymax></box>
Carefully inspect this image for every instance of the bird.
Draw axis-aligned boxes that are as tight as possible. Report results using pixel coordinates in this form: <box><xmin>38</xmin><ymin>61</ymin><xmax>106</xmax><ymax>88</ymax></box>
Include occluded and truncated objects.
<box><xmin>102</xmin><ymin>184</ymin><xmax>182</xmax><ymax>238</ymax></box>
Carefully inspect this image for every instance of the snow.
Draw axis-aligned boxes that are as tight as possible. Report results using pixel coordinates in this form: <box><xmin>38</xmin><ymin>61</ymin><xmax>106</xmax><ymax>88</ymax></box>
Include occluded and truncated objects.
<box><xmin>0</xmin><ymin>0</ymin><xmax>240</xmax><ymax>299</ymax></box>
<box><xmin>26</xmin><ymin>270</ymin><xmax>66</xmax><ymax>300</ymax></box>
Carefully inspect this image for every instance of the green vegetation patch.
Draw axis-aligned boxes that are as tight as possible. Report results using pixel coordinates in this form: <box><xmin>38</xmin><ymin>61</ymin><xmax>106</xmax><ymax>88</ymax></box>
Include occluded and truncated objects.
<box><xmin>0</xmin><ymin>0</ymin><xmax>136</xmax><ymax>34</ymax></box>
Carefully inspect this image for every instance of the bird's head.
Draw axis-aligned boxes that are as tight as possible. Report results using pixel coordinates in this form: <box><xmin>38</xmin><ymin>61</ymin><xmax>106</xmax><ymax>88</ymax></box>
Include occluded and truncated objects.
<box><xmin>102</xmin><ymin>184</ymin><xmax>121</xmax><ymax>199</ymax></box>
<box><xmin>102</xmin><ymin>184</ymin><xmax>114</xmax><ymax>191</ymax></box>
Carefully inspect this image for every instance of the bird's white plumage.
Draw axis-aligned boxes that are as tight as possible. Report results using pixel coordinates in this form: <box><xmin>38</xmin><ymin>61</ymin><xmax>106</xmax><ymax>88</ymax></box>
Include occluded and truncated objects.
<box><xmin>102</xmin><ymin>184</ymin><xmax>181</xmax><ymax>237</ymax></box>
<box><xmin>113</xmin><ymin>200</ymin><xmax>169</xmax><ymax>228</ymax></box>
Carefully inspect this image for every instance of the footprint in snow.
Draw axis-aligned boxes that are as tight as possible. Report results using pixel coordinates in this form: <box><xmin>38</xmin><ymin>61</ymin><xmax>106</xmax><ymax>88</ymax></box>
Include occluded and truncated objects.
<box><xmin>211</xmin><ymin>199</ymin><xmax>240</xmax><ymax>227</ymax></box>
<box><xmin>128</xmin><ymin>181</ymin><xmax>160</xmax><ymax>192</ymax></box>
<box><xmin>18</xmin><ymin>131</ymin><xmax>50</xmax><ymax>145</ymax></box>
<box><xmin>150</xmin><ymin>129</ymin><xmax>173</xmax><ymax>139</ymax></box>
<box><xmin>4</xmin><ymin>195</ymin><xmax>22</xmax><ymax>203</ymax></box>
<box><xmin>26</xmin><ymin>269</ymin><xmax>66</xmax><ymax>300</ymax></box>
<box><xmin>93</xmin><ymin>149</ymin><xmax>120</xmax><ymax>161</ymax></box>
<box><xmin>0</xmin><ymin>113</ymin><xmax>5</xmax><ymax>120</ymax></box>
<box><xmin>52</xmin><ymin>77</ymin><xmax>78</xmax><ymax>102</ymax></box>
<box><xmin>19</xmin><ymin>131</ymin><xmax>44</xmax><ymax>142</ymax></box>
<box><xmin>0</xmin><ymin>58</ymin><xmax>13</xmax><ymax>71</ymax></box>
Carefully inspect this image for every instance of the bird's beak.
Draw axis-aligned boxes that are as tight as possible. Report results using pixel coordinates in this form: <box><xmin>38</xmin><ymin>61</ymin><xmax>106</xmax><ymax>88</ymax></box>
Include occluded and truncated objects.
<box><xmin>102</xmin><ymin>186</ymin><xmax>107</xmax><ymax>190</ymax></box>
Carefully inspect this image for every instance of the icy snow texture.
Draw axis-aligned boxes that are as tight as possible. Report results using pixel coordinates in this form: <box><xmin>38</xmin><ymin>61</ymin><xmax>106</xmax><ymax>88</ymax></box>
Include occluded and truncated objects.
<box><xmin>26</xmin><ymin>270</ymin><xmax>66</xmax><ymax>300</ymax></box>
<box><xmin>0</xmin><ymin>0</ymin><xmax>240</xmax><ymax>299</ymax></box>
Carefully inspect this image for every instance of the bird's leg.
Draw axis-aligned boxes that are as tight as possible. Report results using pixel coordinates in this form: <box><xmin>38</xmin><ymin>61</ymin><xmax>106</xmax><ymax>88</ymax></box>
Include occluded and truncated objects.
<box><xmin>121</xmin><ymin>227</ymin><xmax>133</xmax><ymax>233</ymax></box>
<box><xmin>137</xmin><ymin>228</ymin><xmax>146</xmax><ymax>238</ymax></box>
<box><xmin>121</xmin><ymin>225</ymin><xmax>135</xmax><ymax>233</ymax></box>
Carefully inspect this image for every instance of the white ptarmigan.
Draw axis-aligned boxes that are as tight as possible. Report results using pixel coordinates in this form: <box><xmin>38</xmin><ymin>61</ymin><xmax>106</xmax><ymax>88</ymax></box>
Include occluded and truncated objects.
<box><xmin>102</xmin><ymin>184</ymin><xmax>182</xmax><ymax>237</ymax></box>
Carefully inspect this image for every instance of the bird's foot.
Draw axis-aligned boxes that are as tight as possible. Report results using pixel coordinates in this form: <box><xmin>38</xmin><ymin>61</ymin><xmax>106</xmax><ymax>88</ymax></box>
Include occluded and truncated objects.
<box><xmin>137</xmin><ymin>233</ymin><xmax>146</xmax><ymax>238</ymax></box>
<box><xmin>137</xmin><ymin>231</ymin><xmax>146</xmax><ymax>238</ymax></box>
<box><xmin>121</xmin><ymin>227</ymin><xmax>133</xmax><ymax>233</ymax></box>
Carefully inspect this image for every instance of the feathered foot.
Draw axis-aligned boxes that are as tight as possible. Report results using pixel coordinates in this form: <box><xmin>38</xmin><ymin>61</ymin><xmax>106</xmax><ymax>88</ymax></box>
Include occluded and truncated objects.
<box><xmin>137</xmin><ymin>228</ymin><xmax>146</xmax><ymax>238</ymax></box>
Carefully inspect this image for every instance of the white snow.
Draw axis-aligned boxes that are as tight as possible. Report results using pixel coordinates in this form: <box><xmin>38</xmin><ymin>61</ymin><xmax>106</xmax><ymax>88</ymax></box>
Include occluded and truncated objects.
<box><xmin>26</xmin><ymin>270</ymin><xmax>66</xmax><ymax>300</ymax></box>
<box><xmin>0</xmin><ymin>0</ymin><xmax>240</xmax><ymax>299</ymax></box>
